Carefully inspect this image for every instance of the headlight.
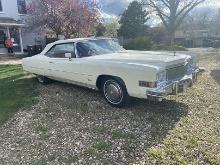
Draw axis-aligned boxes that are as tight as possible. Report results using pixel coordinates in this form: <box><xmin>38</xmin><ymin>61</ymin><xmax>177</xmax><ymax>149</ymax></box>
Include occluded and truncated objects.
<box><xmin>157</xmin><ymin>71</ymin><xmax>167</xmax><ymax>82</ymax></box>
<box><xmin>186</xmin><ymin>58</ymin><xmax>196</xmax><ymax>74</ymax></box>
<box><xmin>138</xmin><ymin>71</ymin><xmax>166</xmax><ymax>88</ymax></box>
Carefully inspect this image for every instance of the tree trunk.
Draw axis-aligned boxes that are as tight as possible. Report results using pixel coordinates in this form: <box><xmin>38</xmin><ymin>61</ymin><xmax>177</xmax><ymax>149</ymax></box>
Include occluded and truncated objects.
<box><xmin>56</xmin><ymin>32</ymin><xmax>59</xmax><ymax>39</ymax></box>
<box><xmin>169</xmin><ymin>30</ymin><xmax>175</xmax><ymax>51</ymax></box>
<box><xmin>170</xmin><ymin>33</ymin><xmax>174</xmax><ymax>49</ymax></box>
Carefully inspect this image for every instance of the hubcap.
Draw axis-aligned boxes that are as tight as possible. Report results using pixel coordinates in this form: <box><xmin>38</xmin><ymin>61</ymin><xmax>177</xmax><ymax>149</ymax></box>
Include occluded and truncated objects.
<box><xmin>104</xmin><ymin>80</ymin><xmax>123</xmax><ymax>104</ymax></box>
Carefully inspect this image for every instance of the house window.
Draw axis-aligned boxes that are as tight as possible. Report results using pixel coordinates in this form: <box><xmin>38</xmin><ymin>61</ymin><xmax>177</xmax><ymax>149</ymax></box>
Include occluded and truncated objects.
<box><xmin>0</xmin><ymin>0</ymin><xmax>3</xmax><ymax>11</ymax></box>
<box><xmin>17</xmin><ymin>0</ymin><xmax>27</xmax><ymax>14</ymax></box>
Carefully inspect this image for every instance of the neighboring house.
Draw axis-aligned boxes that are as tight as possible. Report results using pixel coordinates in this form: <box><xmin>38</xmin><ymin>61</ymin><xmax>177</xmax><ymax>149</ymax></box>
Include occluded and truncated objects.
<box><xmin>175</xmin><ymin>30</ymin><xmax>210</xmax><ymax>47</ymax></box>
<box><xmin>0</xmin><ymin>0</ymin><xmax>45</xmax><ymax>54</ymax></box>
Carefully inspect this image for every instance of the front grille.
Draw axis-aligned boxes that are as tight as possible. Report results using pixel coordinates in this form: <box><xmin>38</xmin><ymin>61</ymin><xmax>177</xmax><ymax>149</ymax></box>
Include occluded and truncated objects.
<box><xmin>167</xmin><ymin>65</ymin><xmax>186</xmax><ymax>80</ymax></box>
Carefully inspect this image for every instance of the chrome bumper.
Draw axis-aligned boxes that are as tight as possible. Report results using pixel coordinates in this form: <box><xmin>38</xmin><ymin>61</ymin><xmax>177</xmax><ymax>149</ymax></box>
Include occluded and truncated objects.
<box><xmin>146</xmin><ymin>68</ymin><xmax>204</xmax><ymax>101</ymax></box>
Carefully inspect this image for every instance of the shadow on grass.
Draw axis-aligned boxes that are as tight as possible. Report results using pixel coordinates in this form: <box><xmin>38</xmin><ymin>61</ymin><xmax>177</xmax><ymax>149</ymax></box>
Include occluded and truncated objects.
<box><xmin>210</xmin><ymin>69</ymin><xmax>220</xmax><ymax>85</ymax></box>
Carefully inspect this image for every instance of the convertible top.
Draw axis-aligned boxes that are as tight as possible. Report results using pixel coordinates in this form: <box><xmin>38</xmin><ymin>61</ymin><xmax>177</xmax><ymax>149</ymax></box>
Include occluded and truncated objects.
<box><xmin>53</xmin><ymin>37</ymin><xmax>112</xmax><ymax>45</ymax></box>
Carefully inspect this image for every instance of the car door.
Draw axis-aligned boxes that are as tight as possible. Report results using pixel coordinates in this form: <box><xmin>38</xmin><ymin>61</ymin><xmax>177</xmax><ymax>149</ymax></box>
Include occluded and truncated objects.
<box><xmin>45</xmin><ymin>42</ymin><xmax>82</xmax><ymax>83</ymax></box>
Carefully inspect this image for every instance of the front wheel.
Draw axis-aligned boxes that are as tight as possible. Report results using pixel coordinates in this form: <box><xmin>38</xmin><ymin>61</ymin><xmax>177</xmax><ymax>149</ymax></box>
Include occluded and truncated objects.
<box><xmin>102</xmin><ymin>78</ymin><xmax>130</xmax><ymax>107</ymax></box>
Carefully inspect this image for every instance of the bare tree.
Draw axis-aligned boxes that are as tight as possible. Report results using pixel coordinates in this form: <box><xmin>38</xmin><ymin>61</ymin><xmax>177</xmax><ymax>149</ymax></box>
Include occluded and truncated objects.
<box><xmin>180</xmin><ymin>8</ymin><xmax>213</xmax><ymax>31</ymax></box>
<box><xmin>143</xmin><ymin>0</ymin><xmax>206</xmax><ymax>46</ymax></box>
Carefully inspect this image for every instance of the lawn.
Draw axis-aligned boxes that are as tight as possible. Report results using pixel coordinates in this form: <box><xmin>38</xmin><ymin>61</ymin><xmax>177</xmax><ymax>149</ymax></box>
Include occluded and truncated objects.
<box><xmin>0</xmin><ymin>65</ymin><xmax>38</xmax><ymax>126</ymax></box>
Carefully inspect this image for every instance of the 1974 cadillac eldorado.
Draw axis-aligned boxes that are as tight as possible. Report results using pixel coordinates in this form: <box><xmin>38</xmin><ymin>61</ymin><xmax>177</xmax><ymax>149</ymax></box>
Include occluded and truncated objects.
<box><xmin>22</xmin><ymin>38</ymin><xmax>203</xmax><ymax>107</ymax></box>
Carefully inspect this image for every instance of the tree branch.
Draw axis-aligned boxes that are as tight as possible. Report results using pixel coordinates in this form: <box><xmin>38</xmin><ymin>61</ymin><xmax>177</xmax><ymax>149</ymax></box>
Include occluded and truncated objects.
<box><xmin>149</xmin><ymin>0</ymin><xmax>168</xmax><ymax>29</ymax></box>
<box><xmin>160</xmin><ymin>0</ymin><xmax>170</xmax><ymax>8</ymax></box>
<box><xmin>175</xmin><ymin>0</ymin><xmax>206</xmax><ymax>30</ymax></box>
<box><xmin>176</xmin><ymin>0</ymin><xmax>206</xmax><ymax>18</ymax></box>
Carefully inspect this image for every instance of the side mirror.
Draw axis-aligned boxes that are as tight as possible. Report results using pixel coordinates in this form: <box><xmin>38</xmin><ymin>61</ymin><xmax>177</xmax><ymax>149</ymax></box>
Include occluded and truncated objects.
<box><xmin>65</xmin><ymin>53</ymin><xmax>72</xmax><ymax>60</ymax></box>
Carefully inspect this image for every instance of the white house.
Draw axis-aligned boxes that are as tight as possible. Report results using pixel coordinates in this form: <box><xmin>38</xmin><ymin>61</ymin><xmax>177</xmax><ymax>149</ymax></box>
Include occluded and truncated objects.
<box><xmin>0</xmin><ymin>0</ymin><xmax>45</xmax><ymax>54</ymax></box>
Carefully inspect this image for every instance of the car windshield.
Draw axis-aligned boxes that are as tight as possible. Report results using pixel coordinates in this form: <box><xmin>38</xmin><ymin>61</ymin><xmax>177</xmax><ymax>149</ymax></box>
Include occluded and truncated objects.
<box><xmin>76</xmin><ymin>39</ymin><xmax>125</xmax><ymax>57</ymax></box>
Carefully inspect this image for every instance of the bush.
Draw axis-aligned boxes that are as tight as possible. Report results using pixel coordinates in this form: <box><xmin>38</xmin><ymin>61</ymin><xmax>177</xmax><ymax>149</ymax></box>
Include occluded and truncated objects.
<box><xmin>123</xmin><ymin>37</ymin><xmax>153</xmax><ymax>50</ymax></box>
<box><xmin>152</xmin><ymin>44</ymin><xmax>187</xmax><ymax>51</ymax></box>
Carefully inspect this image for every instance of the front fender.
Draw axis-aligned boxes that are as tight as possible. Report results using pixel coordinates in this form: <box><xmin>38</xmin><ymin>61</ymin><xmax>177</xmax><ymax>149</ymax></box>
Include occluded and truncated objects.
<box><xmin>81</xmin><ymin>60</ymin><xmax>160</xmax><ymax>97</ymax></box>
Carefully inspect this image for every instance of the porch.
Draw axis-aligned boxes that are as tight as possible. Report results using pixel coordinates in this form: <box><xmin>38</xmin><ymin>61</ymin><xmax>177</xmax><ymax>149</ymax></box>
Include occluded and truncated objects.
<box><xmin>0</xmin><ymin>17</ymin><xmax>25</xmax><ymax>55</ymax></box>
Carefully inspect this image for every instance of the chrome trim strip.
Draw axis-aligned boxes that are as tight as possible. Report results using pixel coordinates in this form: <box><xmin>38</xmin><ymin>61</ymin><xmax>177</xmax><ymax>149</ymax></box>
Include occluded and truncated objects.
<box><xmin>47</xmin><ymin>76</ymin><xmax>98</xmax><ymax>90</ymax></box>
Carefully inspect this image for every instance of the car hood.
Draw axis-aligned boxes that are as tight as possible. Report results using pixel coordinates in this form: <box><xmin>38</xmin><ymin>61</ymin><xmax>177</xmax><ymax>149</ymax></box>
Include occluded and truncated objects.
<box><xmin>89</xmin><ymin>50</ymin><xmax>188</xmax><ymax>69</ymax></box>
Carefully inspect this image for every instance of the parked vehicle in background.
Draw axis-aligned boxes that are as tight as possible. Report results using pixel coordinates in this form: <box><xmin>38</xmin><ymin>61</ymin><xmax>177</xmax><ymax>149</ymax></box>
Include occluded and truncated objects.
<box><xmin>22</xmin><ymin>38</ymin><xmax>203</xmax><ymax>107</ymax></box>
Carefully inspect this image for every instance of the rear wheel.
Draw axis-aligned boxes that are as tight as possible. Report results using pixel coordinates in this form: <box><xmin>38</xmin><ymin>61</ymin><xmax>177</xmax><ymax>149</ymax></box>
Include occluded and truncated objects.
<box><xmin>102</xmin><ymin>78</ymin><xmax>130</xmax><ymax>107</ymax></box>
<box><xmin>37</xmin><ymin>75</ymin><xmax>50</xmax><ymax>84</ymax></box>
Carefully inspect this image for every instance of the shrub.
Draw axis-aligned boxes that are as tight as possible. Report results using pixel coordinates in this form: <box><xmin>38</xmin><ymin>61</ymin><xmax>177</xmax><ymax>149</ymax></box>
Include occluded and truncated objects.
<box><xmin>123</xmin><ymin>37</ymin><xmax>153</xmax><ymax>50</ymax></box>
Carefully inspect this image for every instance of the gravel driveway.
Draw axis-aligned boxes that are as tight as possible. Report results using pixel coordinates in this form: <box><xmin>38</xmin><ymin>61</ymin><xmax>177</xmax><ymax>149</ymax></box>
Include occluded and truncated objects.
<box><xmin>0</xmin><ymin>53</ymin><xmax>219</xmax><ymax>164</ymax></box>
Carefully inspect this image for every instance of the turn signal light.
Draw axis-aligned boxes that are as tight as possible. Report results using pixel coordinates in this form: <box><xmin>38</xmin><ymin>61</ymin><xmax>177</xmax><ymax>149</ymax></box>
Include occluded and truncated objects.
<box><xmin>139</xmin><ymin>81</ymin><xmax>157</xmax><ymax>88</ymax></box>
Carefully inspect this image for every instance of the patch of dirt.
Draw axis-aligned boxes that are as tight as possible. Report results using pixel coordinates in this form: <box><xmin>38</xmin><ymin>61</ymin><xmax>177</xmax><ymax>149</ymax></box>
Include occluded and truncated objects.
<box><xmin>0</xmin><ymin>55</ymin><xmax>22</xmax><ymax>65</ymax></box>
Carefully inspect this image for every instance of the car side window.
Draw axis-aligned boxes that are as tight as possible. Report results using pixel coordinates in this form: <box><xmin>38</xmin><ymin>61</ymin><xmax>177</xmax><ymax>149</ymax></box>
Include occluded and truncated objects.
<box><xmin>76</xmin><ymin>42</ymin><xmax>92</xmax><ymax>58</ymax></box>
<box><xmin>46</xmin><ymin>43</ymin><xmax>76</xmax><ymax>58</ymax></box>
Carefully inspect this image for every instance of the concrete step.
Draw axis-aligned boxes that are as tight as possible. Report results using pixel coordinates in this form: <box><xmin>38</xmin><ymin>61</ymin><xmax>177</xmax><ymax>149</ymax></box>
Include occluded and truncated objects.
<box><xmin>0</xmin><ymin>48</ymin><xmax>8</xmax><ymax>54</ymax></box>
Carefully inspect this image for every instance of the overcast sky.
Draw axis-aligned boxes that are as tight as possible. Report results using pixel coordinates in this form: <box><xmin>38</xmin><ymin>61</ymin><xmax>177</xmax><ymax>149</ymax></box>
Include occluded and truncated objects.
<box><xmin>99</xmin><ymin>0</ymin><xmax>220</xmax><ymax>18</ymax></box>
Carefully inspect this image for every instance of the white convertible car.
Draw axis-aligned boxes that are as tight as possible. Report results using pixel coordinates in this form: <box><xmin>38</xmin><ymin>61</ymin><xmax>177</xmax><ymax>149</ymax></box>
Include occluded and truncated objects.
<box><xmin>22</xmin><ymin>38</ymin><xmax>202</xmax><ymax>107</ymax></box>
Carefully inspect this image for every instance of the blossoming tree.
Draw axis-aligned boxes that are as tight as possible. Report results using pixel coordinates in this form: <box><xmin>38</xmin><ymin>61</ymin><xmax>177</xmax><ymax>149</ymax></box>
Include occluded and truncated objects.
<box><xmin>27</xmin><ymin>0</ymin><xmax>100</xmax><ymax>38</ymax></box>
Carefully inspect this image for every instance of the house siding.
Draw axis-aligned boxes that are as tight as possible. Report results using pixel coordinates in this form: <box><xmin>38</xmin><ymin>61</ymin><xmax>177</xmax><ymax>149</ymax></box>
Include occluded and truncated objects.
<box><xmin>0</xmin><ymin>0</ymin><xmax>21</xmax><ymax>20</ymax></box>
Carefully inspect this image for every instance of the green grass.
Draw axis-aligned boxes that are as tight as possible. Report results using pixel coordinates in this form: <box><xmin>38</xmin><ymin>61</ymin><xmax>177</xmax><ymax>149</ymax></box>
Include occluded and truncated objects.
<box><xmin>63</xmin><ymin>155</ymin><xmax>79</xmax><ymax>164</ymax></box>
<box><xmin>0</xmin><ymin>65</ymin><xmax>38</xmax><ymax>126</ymax></box>
<box><xmin>93</xmin><ymin>141</ymin><xmax>111</xmax><ymax>151</ymax></box>
<box><xmin>111</xmin><ymin>130</ymin><xmax>135</xmax><ymax>139</ymax></box>
<box><xmin>82</xmin><ymin>126</ymin><xmax>135</xmax><ymax>140</ymax></box>
<box><xmin>35</xmin><ymin>124</ymin><xmax>49</xmax><ymax>139</ymax></box>
<box><xmin>92</xmin><ymin>126</ymin><xmax>109</xmax><ymax>134</ymax></box>
<box><xmin>35</xmin><ymin>124</ymin><xmax>48</xmax><ymax>134</ymax></box>
<box><xmin>35</xmin><ymin>159</ymin><xmax>47</xmax><ymax>165</ymax></box>
<box><xmin>148</xmin><ymin>148</ymin><xmax>165</xmax><ymax>161</ymax></box>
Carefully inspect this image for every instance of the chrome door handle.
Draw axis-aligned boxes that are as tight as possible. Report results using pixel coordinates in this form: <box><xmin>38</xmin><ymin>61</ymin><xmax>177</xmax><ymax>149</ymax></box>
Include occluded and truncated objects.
<box><xmin>49</xmin><ymin>62</ymin><xmax>54</xmax><ymax>64</ymax></box>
